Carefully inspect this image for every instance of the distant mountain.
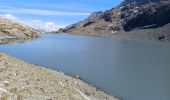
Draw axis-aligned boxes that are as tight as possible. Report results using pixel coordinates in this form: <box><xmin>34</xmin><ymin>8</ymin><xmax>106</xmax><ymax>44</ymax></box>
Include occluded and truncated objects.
<box><xmin>0</xmin><ymin>17</ymin><xmax>39</xmax><ymax>43</ymax></box>
<box><xmin>57</xmin><ymin>0</ymin><xmax>170</xmax><ymax>42</ymax></box>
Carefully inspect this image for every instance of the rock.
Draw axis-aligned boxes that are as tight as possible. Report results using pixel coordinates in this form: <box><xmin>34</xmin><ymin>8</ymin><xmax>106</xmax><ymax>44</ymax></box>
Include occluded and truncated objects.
<box><xmin>108</xmin><ymin>25</ymin><xmax>121</xmax><ymax>32</ymax></box>
<box><xmin>83</xmin><ymin>21</ymin><xmax>95</xmax><ymax>27</ymax></box>
<box><xmin>0</xmin><ymin>68</ymin><xmax>3</xmax><ymax>72</ymax></box>
<box><xmin>123</xmin><ymin>2</ymin><xmax>170</xmax><ymax>31</ymax></box>
<box><xmin>0</xmin><ymin>87</ymin><xmax>7</xmax><ymax>93</ymax></box>
<box><xmin>85</xmin><ymin>11</ymin><xmax>104</xmax><ymax>21</ymax></box>
<box><xmin>17</xmin><ymin>95</ymin><xmax>23</xmax><ymax>100</ymax></box>
<box><xmin>1</xmin><ymin>94</ymin><xmax>8</xmax><ymax>100</ymax></box>
<box><xmin>118</xmin><ymin>0</ymin><xmax>160</xmax><ymax>7</ymax></box>
<box><xmin>100</xmin><ymin>10</ymin><xmax>113</xmax><ymax>22</ymax></box>
<box><xmin>0</xmin><ymin>16</ymin><xmax>39</xmax><ymax>43</ymax></box>
<box><xmin>3</xmin><ymin>81</ymin><xmax>10</xmax><ymax>87</ymax></box>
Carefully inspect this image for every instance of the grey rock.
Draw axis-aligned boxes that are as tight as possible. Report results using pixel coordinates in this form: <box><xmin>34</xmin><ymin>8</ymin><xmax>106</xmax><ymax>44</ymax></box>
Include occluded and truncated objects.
<box><xmin>118</xmin><ymin>0</ymin><xmax>160</xmax><ymax>7</ymax></box>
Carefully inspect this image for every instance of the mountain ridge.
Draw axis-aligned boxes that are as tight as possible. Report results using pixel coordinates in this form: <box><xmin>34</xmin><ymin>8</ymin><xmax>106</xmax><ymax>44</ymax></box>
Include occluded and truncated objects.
<box><xmin>118</xmin><ymin>0</ymin><xmax>160</xmax><ymax>7</ymax></box>
<box><xmin>56</xmin><ymin>0</ymin><xmax>170</xmax><ymax>42</ymax></box>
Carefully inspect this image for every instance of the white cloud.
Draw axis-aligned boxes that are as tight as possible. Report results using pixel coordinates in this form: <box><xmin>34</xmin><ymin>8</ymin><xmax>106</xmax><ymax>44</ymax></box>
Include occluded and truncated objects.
<box><xmin>22</xmin><ymin>20</ymin><xmax>65</xmax><ymax>32</ymax></box>
<box><xmin>22</xmin><ymin>3</ymin><xmax>94</xmax><ymax>12</ymax></box>
<box><xmin>2</xmin><ymin>14</ymin><xmax>18</xmax><ymax>20</ymax></box>
<box><xmin>1</xmin><ymin>14</ymin><xmax>65</xmax><ymax>32</ymax></box>
<box><xmin>0</xmin><ymin>6</ymin><xmax>14</xmax><ymax>9</ymax></box>
<box><xmin>44</xmin><ymin>22</ymin><xmax>59</xmax><ymax>32</ymax></box>
<box><xmin>0</xmin><ymin>8</ymin><xmax>90</xmax><ymax>16</ymax></box>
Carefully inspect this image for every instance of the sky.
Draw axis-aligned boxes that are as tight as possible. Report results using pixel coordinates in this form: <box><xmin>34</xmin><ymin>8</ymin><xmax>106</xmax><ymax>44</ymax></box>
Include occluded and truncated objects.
<box><xmin>0</xmin><ymin>0</ymin><xmax>123</xmax><ymax>31</ymax></box>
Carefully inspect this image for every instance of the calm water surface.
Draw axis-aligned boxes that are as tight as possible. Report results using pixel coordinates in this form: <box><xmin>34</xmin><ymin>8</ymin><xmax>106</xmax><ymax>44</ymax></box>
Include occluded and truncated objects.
<box><xmin>0</xmin><ymin>34</ymin><xmax>170</xmax><ymax>100</ymax></box>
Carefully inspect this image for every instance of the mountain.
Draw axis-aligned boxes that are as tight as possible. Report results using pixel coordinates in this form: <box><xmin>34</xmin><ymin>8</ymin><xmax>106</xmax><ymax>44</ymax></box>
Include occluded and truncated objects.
<box><xmin>118</xmin><ymin>0</ymin><xmax>160</xmax><ymax>7</ymax></box>
<box><xmin>57</xmin><ymin>0</ymin><xmax>170</xmax><ymax>42</ymax></box>
<box><xmin>0</xmin><ymin>17</ymin><xmax>39</xmax><ymax>43</ymax></box>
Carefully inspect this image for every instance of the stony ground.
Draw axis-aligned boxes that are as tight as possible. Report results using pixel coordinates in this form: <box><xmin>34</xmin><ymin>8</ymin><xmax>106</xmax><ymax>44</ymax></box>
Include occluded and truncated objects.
<box><xmin>0</xmin><ymin>53</ymin><xmax>118</xmax><ymax>100</ymax></box>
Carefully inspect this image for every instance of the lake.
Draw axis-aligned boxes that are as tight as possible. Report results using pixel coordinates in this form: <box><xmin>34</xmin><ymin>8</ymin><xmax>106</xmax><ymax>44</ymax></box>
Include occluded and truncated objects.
<box><xmin>0</xmin><ymin>34</ymin><xmax>170</xmax><ymax>100</ymax></box>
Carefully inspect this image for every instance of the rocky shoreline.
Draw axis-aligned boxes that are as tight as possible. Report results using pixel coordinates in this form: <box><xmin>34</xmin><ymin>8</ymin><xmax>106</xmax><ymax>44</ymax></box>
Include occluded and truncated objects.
<box><xmin>57</xmin><ymin>22</ymin><xmax>170</xmax><ymax>42</ymax></box>
<box><xmin>0</xmin><ymin>53</ymin><xmax>118</xmax><ymax>100</ymax></box>
<box><xmin>0</xmin><ymin>37</ymin><xmax>32</xmax><ymax>44</ymax></box>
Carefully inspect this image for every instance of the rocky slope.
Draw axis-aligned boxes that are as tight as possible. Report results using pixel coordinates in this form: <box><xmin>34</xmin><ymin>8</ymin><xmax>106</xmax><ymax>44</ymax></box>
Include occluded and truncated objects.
<box><xmin>0</xmin><ymin>53</ymin><xmax>118</xmax><ymax>100</ymax></box>
<box><xmin>57</xmin><ymin>0</ymin><xmax>170</xmax><ymax>42</ymax></box>
<box><xmin>0</xmin><ymin>17</ymin><xmax>39</xmax><ymax>44</ymax></box>
<box><xmin>118</xmin><ymin>0</ymin><xmax>160</xmax><ymax>7</ymax></box>
<box><xmin>111</xmin><ymin>23</ymin><xmax>170</xmax><ymax>42</ymax></box>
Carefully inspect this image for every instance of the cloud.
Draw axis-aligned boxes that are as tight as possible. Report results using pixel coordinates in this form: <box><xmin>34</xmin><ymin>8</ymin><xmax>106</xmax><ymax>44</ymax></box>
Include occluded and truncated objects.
<box><xmin>22</xmin><ymin>3</ymin><xmax>95</xmax><ymax>12</ymax></box>
<box><xmin>0</xmin><ymin>8</ymin><xmax>90</xmax><ymax>16</ymax></box>
<box><xmin>2</xmin><ymin>14</ymin><xmax>18</xmax><ymax>20</ymax></box>
<box><xmin>0</xmin><ymin>6</ymin><xmax>14</xmax><ymax>9</ymax></box>
<box><xmin>0</xmin><ymin>14</ymin><xmax>64</xmax><ymax>32</ymax></box>
<box><xmin>22</xmin><ymin>20</ymin><xmax>65</xmax><ymax>32</ymax></box>
<box><xmin>44</xmin><ymin>22</ymin><xmax>60</xmax><ymax>32</ymax></box>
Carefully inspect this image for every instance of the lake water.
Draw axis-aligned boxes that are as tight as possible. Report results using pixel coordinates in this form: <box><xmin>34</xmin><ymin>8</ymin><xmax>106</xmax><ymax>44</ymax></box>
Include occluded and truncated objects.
<box><xmin>0</xmin><ymin>34</ymin><xmax>170</xmax><ymax>100</ymax></box>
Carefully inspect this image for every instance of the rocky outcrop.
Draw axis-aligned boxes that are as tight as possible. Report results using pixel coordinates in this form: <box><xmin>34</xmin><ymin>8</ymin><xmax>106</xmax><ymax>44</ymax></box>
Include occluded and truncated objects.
<box><xmin>56</xmin><ymin>8</ymin><xmax>122</xmax><ymax>35</ymax></box>
<box><xmin>111</xmin><ymin>23</ymin><xmax>170</xmax><ymax>42</ymax></box>
<box><xmin>56</xmin><ymin>0</ymin><xmax>170</xmax><ymax>41</ymax></box>
<box><xmin>118</xmin><ymin>0</ymin><xmax>160</xmax><ymax>7</ymax></box>
<box><xmin>0</xmin><ymin>53</ymin><xmax>118</xmax><ymax>100</ymax></box>
<box><xmin>85</xmin><ymin>11</ymin><xmax>104</xmax><ymax>21</ymax></box>
<box><xmin>121</xmin><ymin>0</ymin><xmax>170</xmax><ymax>31</ymax></box>
<box><xmin>0</xmin><ymin>17</ymin><xmax>39</xmax><ymax>44</ymax></box>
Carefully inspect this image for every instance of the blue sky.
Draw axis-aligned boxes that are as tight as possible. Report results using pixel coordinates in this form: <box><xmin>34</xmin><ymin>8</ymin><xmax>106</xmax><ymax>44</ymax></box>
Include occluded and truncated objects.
<box><xmin>0</xmin><ymin>0</ymin><xmax>123</xmax><ymax>31</ymax></box>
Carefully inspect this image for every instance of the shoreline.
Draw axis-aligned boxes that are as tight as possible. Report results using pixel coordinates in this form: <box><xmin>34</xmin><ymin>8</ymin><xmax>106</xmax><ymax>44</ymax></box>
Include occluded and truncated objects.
<box><xmin>56</xmin><ymin>22</ymin><xmax>170</xmax><ymax>43</ymax></box>
<box><xmin>0</xmin><ymin>53</ymin><xmax>119</xmax><ymax>100</ymax></box>
<box><xmin>56</xmin><ymin>33</ymin><xmax>170</xmax><ymax>45</ymax></box>
<box><xmin>0</xmin><ymin>35</ymin><xmax>40</xmax><ymax>45</ymax></box>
